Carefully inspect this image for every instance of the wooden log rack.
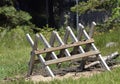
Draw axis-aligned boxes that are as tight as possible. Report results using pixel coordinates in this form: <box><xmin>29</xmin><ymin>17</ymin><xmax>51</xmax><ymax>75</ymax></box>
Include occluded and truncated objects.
<box><xmin>26</xmin><ymin>22</ymin><xmax>110</xmax><ymax>77</ymax></box>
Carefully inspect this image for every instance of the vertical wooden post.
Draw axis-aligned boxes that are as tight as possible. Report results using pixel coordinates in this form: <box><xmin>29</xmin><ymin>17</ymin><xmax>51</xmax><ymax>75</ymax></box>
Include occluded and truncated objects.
<box><xmin>77</xmin><ymin>24</ymin><xmax>83</xmax><ymax>41</ymax></box>
<box><xmin>89</xmin><ymin>21</ymin><xmax>96</xmax><ymax>38</ymax></box>
<box><xmin>64</xmin><ymin>28</ymin><xmax>70</xmax><ymax>44</ymax></box>
<box><xmin>49</xmin><ymin>31</ymin><xmax>56</xmax><ymax>46</ymax></box>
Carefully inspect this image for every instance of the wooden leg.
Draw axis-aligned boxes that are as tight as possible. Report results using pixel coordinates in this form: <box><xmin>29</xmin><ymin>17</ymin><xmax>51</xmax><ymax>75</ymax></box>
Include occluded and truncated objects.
<box><xmin>27</xmin><ymin>51</ymin><xmax>35</xmax><ymax>76</ymax></box>
<box><xmin>98</xmin><ymin>54</ymin><xmax>110</xmax><ymax>71</ymax></box>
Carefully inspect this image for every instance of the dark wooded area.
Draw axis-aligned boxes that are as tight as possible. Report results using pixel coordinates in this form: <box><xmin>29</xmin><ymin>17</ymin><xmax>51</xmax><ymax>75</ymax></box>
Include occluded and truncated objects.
<box><xmin>13</xmin><ymin>0</ymin><xmax>109</xmax><ymax>28</ymax></box>
<box><xmin>0</xmin><ymin>0</ymin><xmax>119</xmax><ymax>32</ymax></box>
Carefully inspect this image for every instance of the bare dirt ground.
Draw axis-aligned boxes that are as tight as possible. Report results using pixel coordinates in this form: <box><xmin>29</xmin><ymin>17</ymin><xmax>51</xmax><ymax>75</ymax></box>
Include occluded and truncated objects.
<box><xmin>26</xmin><ymin>69</ymin><xmax>101</xmax><ymax>82</ymax></box>
<box><xmin>25</xmin><ymin>64</ymin><xmax>120</xmax><ymax>83</ymax></box>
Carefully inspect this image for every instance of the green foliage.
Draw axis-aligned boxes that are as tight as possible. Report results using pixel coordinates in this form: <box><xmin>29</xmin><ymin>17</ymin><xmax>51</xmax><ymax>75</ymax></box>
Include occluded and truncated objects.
<box><xmin>0</xmin><ymin>0</ymin><xmax>36</xmax><ymax>32</ymax></box>
<box><xmin>71</xmin><ymin>0</ymin><xmax>120</xmax><ymax>32</ymax></box>
<box><xmin>0</xmin><ymin>28</ymin><xmax>25</xmax><ymax>49</ymax></box>
<box><xmin>39</xmin><ymin>25</ymin><xmax>54</xmax><ymax>33</ymax></box>
<box><xmin>71</xmin><ymin>0</ymin><xmax>102</xmax><ymax>15</ymax></box>
<box><xmin>0</xmin><ymin>6</ymin><xmax>32</xmax><ymax>29</ymax></box>
<box><xmin>97</xmin><ymin>5</ymin><xmax>120</xmax><ymax>32</ymax></box>
<box><xmin>36</xmin><ymin>25</ymin><xmax>55</xmax><ymax>38</ymax></box>
<box><xmin>71</xmin><ymin>0</ymin><xmax>117</xmax><ymax>15</ymax></box>
<box><xmin>94</xmin><ymin>28</ymin><xmax>120</xmax><ymax>55</ymax></box>
<box><xmin>112</xmin><ymin>7</ymin><xmax>120</xmax><ymax>19</ymax></box>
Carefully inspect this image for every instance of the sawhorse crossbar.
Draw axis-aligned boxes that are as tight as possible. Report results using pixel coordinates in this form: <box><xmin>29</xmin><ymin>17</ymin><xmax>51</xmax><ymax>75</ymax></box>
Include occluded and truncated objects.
<box><xmin>26</xmin><ymin>23</ymin><xmax>110</xmax><ymax>78</ymax></box>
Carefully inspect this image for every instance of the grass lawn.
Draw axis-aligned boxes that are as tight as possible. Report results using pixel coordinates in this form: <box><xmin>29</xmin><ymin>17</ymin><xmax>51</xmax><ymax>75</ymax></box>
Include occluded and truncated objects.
<box><xmin>0</xmin><ymin>28</ymin><xmax>120</xmax><ymax>84</ymax></box>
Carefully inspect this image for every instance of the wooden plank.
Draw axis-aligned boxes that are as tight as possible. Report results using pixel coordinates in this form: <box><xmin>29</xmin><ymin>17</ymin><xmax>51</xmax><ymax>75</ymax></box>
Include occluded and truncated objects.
<box><xmin>45</xmin><ymin>51</ymin><xmax>100</xmax><ymax>66</ymax></box>
<box><xmin>35</xmin><ymin>39</ymin><xmax>94</xmax><ymax>54</ymax></box>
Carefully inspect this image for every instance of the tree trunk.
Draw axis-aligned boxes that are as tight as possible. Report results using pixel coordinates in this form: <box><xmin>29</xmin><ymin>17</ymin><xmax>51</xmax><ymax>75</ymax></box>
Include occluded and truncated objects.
<box><xmin>48</xmin><ymin>0</ymin><xmax>55</xmax><ymax>28</ymax></box>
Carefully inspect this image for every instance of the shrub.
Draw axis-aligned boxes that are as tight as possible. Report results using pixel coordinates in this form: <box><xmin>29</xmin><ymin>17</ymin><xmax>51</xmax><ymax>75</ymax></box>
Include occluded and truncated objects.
<box><xmin>0</xmin><ymin>6</ymin><xmax>32</xmax><ymax>29</ymax></box>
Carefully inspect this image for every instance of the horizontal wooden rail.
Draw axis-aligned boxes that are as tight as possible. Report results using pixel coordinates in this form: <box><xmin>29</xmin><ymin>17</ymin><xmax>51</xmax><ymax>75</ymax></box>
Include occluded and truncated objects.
<box><xmin>45</xmin><ymin>50</ymin><xmax>100</xmax><ymax>65</ymax></box>
<box><xmin>35</xmin><ymin>39</ymin><xmax>94</xmax><ymax>54</ymax></box>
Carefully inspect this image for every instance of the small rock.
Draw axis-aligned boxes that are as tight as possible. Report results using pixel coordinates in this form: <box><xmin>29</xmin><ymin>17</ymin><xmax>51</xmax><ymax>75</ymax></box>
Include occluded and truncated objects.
<box><xmin>106</xmin><ymin>42</ymin><xmax>117</xmax><ymax>48</ymax></box>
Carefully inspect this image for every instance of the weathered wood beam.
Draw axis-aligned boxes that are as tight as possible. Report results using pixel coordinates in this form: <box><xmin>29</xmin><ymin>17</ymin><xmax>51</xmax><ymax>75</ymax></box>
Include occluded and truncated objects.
<box><xmin>89</xmin><ymin>21</ymin><xmax>96</xmax><ymax>38</ymax></box>
<box><xmin>35</xmin><ymin>39</ymin><xmax>94</xmax><ymax>55</ymax></box>
<box><xmin>45</xmin><ymin>51</ymin><xmax>100</xmax><ymax>66</ymax></box>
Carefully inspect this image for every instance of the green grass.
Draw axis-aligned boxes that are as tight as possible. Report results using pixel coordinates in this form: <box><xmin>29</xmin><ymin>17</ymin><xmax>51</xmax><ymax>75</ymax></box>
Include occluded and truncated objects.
<box><xmin>94</xmin><ymin>29</ymin><xmax>120</xmax><ymax>55</ymax></box>
<box><xmin>0</xmin><ymin>29</ymin><xmax>31</xmax><ymax>79</ymax></box>
<box><xmin>0</xmin><ymin>28</ymin><xmax>120</xmax><ymax>84</ymax></box>
<box><xmin>0</xmin><ymin>48</ymin><xmax>30</xmax><ymax>78</ymax></box>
